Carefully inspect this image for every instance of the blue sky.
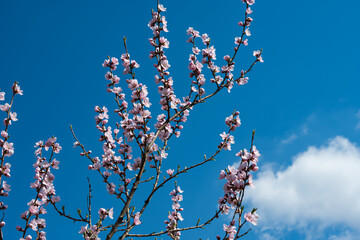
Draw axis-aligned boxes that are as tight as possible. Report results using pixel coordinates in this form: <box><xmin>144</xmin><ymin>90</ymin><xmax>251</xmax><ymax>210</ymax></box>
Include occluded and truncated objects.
<box><xmin>1</xmin><ymin>0</ymin><xmax>360</xmax><ymax>239</ymax></box>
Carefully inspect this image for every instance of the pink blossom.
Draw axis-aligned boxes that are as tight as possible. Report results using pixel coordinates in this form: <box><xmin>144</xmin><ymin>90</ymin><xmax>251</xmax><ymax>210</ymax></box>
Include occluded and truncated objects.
<box><xmin>98</xmin><ymin>208</ymin><xmax>108</xmax><ymax>219</ymax></box>
<box><xmin>20</xmin><ymin>211</ymin><xmax>28</xmax><ymax>219</ymax></box>
<box><xmin>192</xmin><ymin>47</ymin><xmax>200</xmax><ymax>55</ymax></box>
<box><xmin>219</xmin><ymin>170</ymin><xmax>226</xmax><ymax>179</ymax></box>
<box><xmin>0</xmin><ymin>92</ymin><xmax>4</xmax><ymax>101</ymax></box>
<box><xmin>3</xmin><ymin>141</ymin><xmax>14</xmax><ymax>157</ymax></box>
<box><xmin>245</xmin><ymin>0</ymin><xmax>255</xmax><ymax>5</ymax></box>
<box><xmin>236</xmin><ymin>76</ymin><xmax>249</xmax><ymax>85</ymax></box>
<box><xmin>2</xmin><ymin>181</ymin><xmax>10</xmax><ymax>192</ymax></box>
<box><xmin>245</xmin><ymin>17</ymin><xmax>253</xmax><ymax>26</ymax></box>
<box><xmin>158</xmin><ymin>4</ymin><xmax>166</xmax><ymax>12</ymax></box>
<box><xmin>29</xmin><ymin>205</ymin><xmax>39</xmax><ymax>215</ymax></box>
<box><xmin>51</xmin><ymin>159</ymin><xmax>60</xmax><ymax>169</ymax></box>
<box><xmin>29</xmin><ymin>218</ymin><xmax>46</xmax><ymax>231</ymax></box>
<box><xmin>35</xmin><ymin>140</ymin><xmax>43</xmax><ymax>147</ymax></box>
<box><xmin>12</xmin><ymin>82</ymin><xmax>23</xmax><ymax>95</ymax></box>
<box><xmin>134</xmin><ymin>212</ymin><xmax>141</xmax><ymax>225</ymax></box>
<box><xmin>108</xmin><ymin>208</ymin><xmax>114</xmax><ymax>219</ymax></box>
<box><xmin>105</xmin><ymin>71</ymin><xmax>112</xmax><ymax>80</ymax></box>
<box><xmin>79</xmin><ymin>224</ymin><xmax>88</xmax><ymax>234</ymax></box>
<box><xmin>223</xmin><ymin>55</ymin><xmax>231</xmax><ymax>62</ymax></box>
<box><xmin>223</xmin><ymin>224</ymin><xmax>236</xmax><ymax>240</ymax></box>
<box><xmin>102</xmin><ymin>59</ymin><xmax>110</xmax><ymax>68</ymax></box>
<box><xmin>44</xmin><ymin>137</ymin><xmax>56</xmax><ymax>149</ymax></box>
<box><xmin>201</xmin><ymin>33</ymin><xmax>210</xmax><ymax>45</ymax></box>
<box><xmin>244</xmin><ymin>212</ymin><xmax>259</xmax><ymax>225</ymax></box>
<box><xmin>220</xmin><ymin>204</ymin><xmax>230</xmax><ymax>214</ymax></box>
<box><xmin>10</xmin><ymin>112</ymin><xmax>18</xmax><ymax>121</ymax></box>
<box><xmin>253</xmin><ymin>50</ymin><xmax>264</xmax><ymax>62</ymax></box>
<box><xmin>1</xmin><ymin>130</ymin><xmax>8</xmax><ymax>138</ymax></box>
<box><xmin>51</xmin><ymin>196</ymin><xmax>61</xmax><ymax>203</ymax></box>
<box><xmin>166</xmin><ymin>169</ymin><xmax>174</xmax><ymax>176</ymax></box>
<box><xmin>177</xmin><ymin>186</ymin><xmax>183</xmax><ymax>193</ymax></box>
<box><xmin>186</xmin><ymin>27</ymin><xmax>200</xmax><ymax>37</ymax></box>
<box><xmin>159</xmin><ymin>37</ymin><xmax>169</xmax><ymax>48</ymax></box>
<box><xmin>0</xmin><ymin>103</ymin><xmax>10</xmax><ymax>112</ymax></box>
<box><xmin>252</xmin><ymin>145</ymin><xmax>261</xmax><ymax>161</ymax></box>
<box><xmin>107</xmin><ymin>183</ymin><xmax>116</xmax><ymax>195</ymax></box>
<box><xmin>2</xmin><ymin>163</ymin><xmax>11</xmax><ymax>177</ymax></box>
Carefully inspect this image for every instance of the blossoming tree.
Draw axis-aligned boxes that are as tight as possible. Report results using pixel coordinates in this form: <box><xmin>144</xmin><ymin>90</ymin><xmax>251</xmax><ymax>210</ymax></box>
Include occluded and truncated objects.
<box><xmin>0</xmin><ymin>0</ymin><xmax>263</xmax><ymax>239</ymax></box>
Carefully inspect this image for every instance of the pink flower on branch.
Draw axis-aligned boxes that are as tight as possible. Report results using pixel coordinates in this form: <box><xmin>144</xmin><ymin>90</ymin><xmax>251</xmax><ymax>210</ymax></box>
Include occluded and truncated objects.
<box><xmin>98</xmin><ymin>207</ymin><xmax>114</xmax><ymax>220</ymax></box>
<box><xmin>253</xmin><ymin>50</ymin><xmax>264</xmax><ymax>63</ymax></box>
<box><xmin>223</xmin><ymin>223</ymin><xmax>237</xmax><ymax>240</ymax></box>
<box><xmin>244</xmin><ymin>211</ymin><xmax>259</xmax><ymax>225</ymax></box>
<box><xmin>133</xmin><ymin>212</ymin><xmax>141</xmax><ymax>226</ymax></box>
<box><xmin>166</xmin><ymin>169</ymin><xmax>174</xmax><ymax>176</ymax></box>
<box><xmin>12</xmin><ymin>82</ymin><xmax>23</xmax><ymax>96</ymax></box>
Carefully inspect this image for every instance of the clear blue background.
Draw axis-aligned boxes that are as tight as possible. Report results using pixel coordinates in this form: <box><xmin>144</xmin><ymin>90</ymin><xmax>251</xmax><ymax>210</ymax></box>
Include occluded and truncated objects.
<box><xmin>1</xmin><ymin>0</ymin><xmax>360</xmax><ymax>239</ymax></box>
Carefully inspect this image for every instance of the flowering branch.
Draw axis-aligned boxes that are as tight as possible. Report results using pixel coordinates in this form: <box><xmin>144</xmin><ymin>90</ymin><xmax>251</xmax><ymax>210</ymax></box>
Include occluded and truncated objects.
<box><xmin>0</xmin><ymin>0</ymin><xmax>264</xmax><ymax>239</ymax></box>
<box><xmin>0</xmin><ymin>82</ymin><xmax>23</xmax><ymax>238</ymax></box>
<box><xmin>17</xmin><ymin>137</ymin><xmax>62</xmax><ymax>240</ymax></box>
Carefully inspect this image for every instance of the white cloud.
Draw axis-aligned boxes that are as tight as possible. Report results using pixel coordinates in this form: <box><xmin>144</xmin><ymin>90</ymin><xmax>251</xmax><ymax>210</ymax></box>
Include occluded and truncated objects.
<box><xmin>247</xmin><ymin>136</ymin><xmax>360</xmax><ymax>238</ymax></box>
<box><xmin>280</xmin><ymin>134</ymin><xmax>298</xmax><ymax>145</ymax></box>
<box><xmin>329</xmin><ymin>231</ymin><xmax>359</xmax><ymax>240</ymax></box>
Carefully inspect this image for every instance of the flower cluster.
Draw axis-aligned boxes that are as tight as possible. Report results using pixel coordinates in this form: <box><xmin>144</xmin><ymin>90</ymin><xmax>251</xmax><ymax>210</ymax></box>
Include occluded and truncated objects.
<box><xmin>79</xmin><ymin>224</ymin><xmax>100</xmax><ymax>240</ymax></box>
<box><xmin>186</xmin><ymin>27</ymin><xmax>220</xmax><ymax>96</ymax></box>
<box><xmin>17</xmin><ymin>137</ymin><xmax>61</xmax><ymax>240</ymax></box>
<box><xmin>96</xmin><ymin>53</ymin><xmax>154</xmax><ymax>197</ymax></box>
<box><xmin>222</xmin><ymin>221</ymin><xmax>237</xmax><ymax>240</ymax></box>
<box><xmin>103</xmin><ymin>57</ymin><xmax>122</xmax><ymax>96</ymax></box>
<box><xmin>79</xmin><ymin>207</ymin><xmax>114</xmax><ymax>240</ymax></box>
<box><xmin>217</xmin><ymin>145</ymin><xmax>260</xmax><ymax>238</ymax></box>
<box><xmin>253</xmin><ymin>50</ymin><xmax>264</xmax><ymax>63</ymax></box>
<box><xmin>218</xmin><ymin>146</ymin><xmax>260</xmax><ymax>210</ymax></box>
<box><xmin>235</xmin><ymin>70</ymin><xmax>249</xmax><ymax>86</ymax></box>
<box><xmin>165</xmin><ymin>186</ymin><xmax>184</xmax><ymax>240</ymax></box>
<box><xmin>93</xmin><ymin>105</ymin><xmax>125</xmax><ymax>196</ymax></box>
<box><xmin>225</xmin><ymin>111</ymin><xmax>241</xmax><ymax>131</ymax></box>
<box><xmin>218</xmin><ymin>112</ymin><xmax>241</xmax><ymax>151</ymax></box>
<box><xmin>102</xmin><ymin>57</ymin><xmax>119</xmax><ymax>71</ymax></box>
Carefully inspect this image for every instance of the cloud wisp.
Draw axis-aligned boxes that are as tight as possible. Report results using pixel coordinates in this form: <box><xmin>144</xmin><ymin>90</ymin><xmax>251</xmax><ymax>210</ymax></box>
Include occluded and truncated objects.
<box><xmin>355</xmin><ymin>110</ymin><xmax>360</xmax><ymax>130</ymax></box>
<box><xmin>280</xmin><ymin>134</ymin><xmax>298</xmax><ymax>145</ymax></box>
